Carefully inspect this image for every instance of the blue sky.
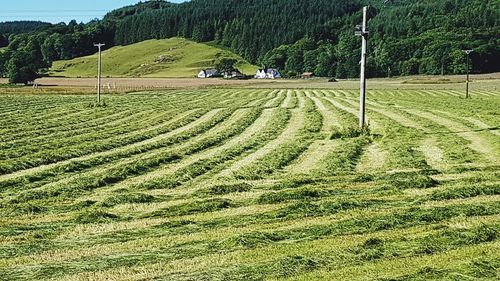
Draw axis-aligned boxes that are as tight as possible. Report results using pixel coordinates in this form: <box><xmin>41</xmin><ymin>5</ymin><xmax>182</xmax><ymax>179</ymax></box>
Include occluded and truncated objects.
<box><xmin>0</xmin><ymin>0</ymin><xmax>186</xmax><ymax>24</ymax></box>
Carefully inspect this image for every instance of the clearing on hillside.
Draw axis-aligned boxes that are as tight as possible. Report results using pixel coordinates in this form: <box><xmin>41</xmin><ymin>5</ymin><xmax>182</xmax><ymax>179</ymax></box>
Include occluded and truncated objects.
<box><xmin>0</xmin><ymin>88</ymin><xmax>499</xmax><ymax>280</ymax></box>
<box><xmin>50</xmin><ymin>37</ymin><xmax>259</xmax><ymax>78</ymax></box>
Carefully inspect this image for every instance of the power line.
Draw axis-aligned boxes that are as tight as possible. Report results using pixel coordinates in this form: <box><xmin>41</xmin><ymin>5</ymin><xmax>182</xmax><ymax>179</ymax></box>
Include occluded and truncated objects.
<box><xmin>355</xmin><ymin>6</ymin><xmax>369</xmax><ymax>129</ymax></box>
<box><xmin>462</xmin><ymin>49</ymin><xmax>474</xmax><ymax>99</ymax></box>
<box><xmin>94</xmin><ymin>43</ymin><xmax>105</xmax><ymax>105</ymax></box>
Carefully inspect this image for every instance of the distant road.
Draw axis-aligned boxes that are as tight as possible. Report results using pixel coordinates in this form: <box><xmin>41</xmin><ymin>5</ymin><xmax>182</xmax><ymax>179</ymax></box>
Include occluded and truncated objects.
<box><xmin>35</xmin><ymin>73</ymin><xmax>500</xmax><ymax>91</ymax></box>
<box><xmin>34</xmin><ymin>77</ymin><xmax>273</xmax><ymax>89</ymax></box>
<box><xmin>1</xmin><ymin>74</ymin><xmax>499</xmax><ymax>92</ymax></box>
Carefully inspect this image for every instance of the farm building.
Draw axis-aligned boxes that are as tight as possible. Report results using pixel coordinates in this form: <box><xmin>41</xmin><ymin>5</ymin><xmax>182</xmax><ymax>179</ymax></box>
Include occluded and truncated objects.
<box><xmin>198</xmin><ymin>69</ymin><xmax>220</xmax><ymax>78</ymax></box>
<box><xmin>255</xmin><ymin>68</ymin><xmax>281</xmax><ymax>79</ymax></box>
<box><xmin>224</xmin><ymin>70</ymin><xmax>244</xmax><ymax>79</ymax></box>
<box><xmin>301</xmin><ymin>72</ymin><xmax>314</xmax><ymax>79</ymax></box>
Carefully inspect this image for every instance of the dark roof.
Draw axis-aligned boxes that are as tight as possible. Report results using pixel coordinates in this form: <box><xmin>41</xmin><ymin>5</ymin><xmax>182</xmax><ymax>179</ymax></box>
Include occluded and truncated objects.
<box><xmin>204</xmin><ymin>69</ymin><xmax>219</xmax><ymax>76</ymax></box>
<box><xmin>258</xmin><ymin>68</ymin><xmax>279</xmax><ymax>72</ymax></box>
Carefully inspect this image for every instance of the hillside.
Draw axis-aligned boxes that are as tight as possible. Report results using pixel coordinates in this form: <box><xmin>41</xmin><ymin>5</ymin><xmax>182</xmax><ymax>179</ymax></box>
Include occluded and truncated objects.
<box><xmin>114</xmin><ymin>0</ymin><xmax>499</xmax><ymax>77</ymax></box>
<box><xmin>50</xmin><ymin>38</ymin><xmax>259</xmax><ymax>78</ymax></box>
<box><xmin>1</xmin><ymin>0</ymin><xmax>499</xmax><ymax>84</ymax></box>
<box><xmin>0</xmin><ymin>21</ymin><xmax>51</xmax><ymax>36</ymax></box>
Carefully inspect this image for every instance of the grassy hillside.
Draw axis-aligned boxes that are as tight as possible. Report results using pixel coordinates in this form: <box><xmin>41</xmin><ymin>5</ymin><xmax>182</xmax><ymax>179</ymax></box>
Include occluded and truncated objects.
<box><xmin>50</xmin><ymin>37</ymin><xmax>259</xmax><ymax>78</ymax></box>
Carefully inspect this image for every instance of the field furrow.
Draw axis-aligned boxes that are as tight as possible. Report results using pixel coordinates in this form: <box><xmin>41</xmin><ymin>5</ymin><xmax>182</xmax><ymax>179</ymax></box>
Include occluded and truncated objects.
<box><xmin>0</xmin><ymin>87</ymin><xmax>499</xmax><ymax>281</ymax></box>
<box><xmin>0</xmin><ymin>109</ymin><xmax>217</xmax><ymax>182</ymax></box>
<box><xmin>217</xmin><ymin>109</ymin><xmax>304</xmax><ymax>178</ymax></box>
<box><xmin>406</xmin><ymin>109</ymin><xmax>499</xmax><ymax>162</ymax></box>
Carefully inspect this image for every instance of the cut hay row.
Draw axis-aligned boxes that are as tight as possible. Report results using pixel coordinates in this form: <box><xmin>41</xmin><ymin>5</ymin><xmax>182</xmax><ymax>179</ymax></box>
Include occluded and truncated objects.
<box><xmin>0</xmin><ymin>109</ymin><xmax>233</xmax><ymax>202</ymax></box>
<box><xmin>0</xmin><ymin>108</ymin><xmax>161</xmax><ymax>159</ymax></box>
<box><xmin>0</xmin><ymin>91</ymin><xmax>274</xmax><ymax>187</ymax></box>
<box><xmin>0</xmin><ymin>109</ymin><xmax>203</xmax><ymax>183</ymax></box>
<box><xmin>101</xmin><ymin>108</ymin><xmax>261</xmax><ymax>190</ymax></box>
<box><xmin>0</xmin><ymin>88</ymin><xmax>499</xmax><ymax>281</ymax></box>
<box><xmin>406</xmin><ymin>109</ymin><xmax>499</xmax><ymax>162</ymax></box>
<box><xmin>264</xmin><ymin>90</ymin><xmax>287</xmax><ymax>108</ymax></box>
<box><xmin>217</xmin><ymin>108</ymin><xmax>304</xmax><ymax>178</ymax></box>
<box><xmin>0</xmin><ymin>109</ymin><xmax>134</xmax><ymax>143</ymax></box>
<box><xmin>139</xmin><ymin>109</ymin><xmax>277</xmax><ymax>185</ymax></box>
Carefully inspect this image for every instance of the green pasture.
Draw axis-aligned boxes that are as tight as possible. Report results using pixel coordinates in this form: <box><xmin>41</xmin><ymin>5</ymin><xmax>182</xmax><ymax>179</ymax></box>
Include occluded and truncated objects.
<box><xmin>50</xmin><ymin>37</ymin><xmax>259</xmax><ymax>78</ymax></box>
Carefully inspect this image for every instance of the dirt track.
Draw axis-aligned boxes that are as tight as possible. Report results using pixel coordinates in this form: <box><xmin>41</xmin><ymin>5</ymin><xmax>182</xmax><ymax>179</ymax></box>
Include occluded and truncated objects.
<box><xmin>0</xmin><ymin>73</ymin><xmax>499</xmax><ymax>93</ymax></box>
<box><xmin>33</xmin><ymin>72</ymin><xmax>500</xmax><ymax>91</ymax></box>
<box><xmin>34</xmin><ymin>77</ymin><xmax>282</xmax><ymax>89</ymax></box>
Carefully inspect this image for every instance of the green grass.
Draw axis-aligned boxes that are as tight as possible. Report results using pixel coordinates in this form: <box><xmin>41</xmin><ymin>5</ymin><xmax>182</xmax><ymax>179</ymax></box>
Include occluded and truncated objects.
<box><xmin>0</xmin><ymin>88</ymin><xmax>499</xmax><ymax>280</ymax></box>
<box><xmin>50</xmin><ymin>37</ymin><xmax>259</xmax><ymax>78</ymax></box>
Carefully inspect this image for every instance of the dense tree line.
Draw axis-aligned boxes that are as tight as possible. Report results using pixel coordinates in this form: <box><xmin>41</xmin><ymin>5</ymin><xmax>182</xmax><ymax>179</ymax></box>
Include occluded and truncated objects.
<box><xmin>104</xmin><ymin>0</ymin><xmax>174</xmax><ymax>22</ymax></box>
<box><xmin>114</xmin><ymin>0</ymin><xmax>360</xmax><ymax>58</ymax></box>
<box><xmin>1</xmin><ymin>0</ymin><xmax>499</xmax><ymax>83</ymax></box>
<box><xmin>0</xmin><ymin>20</ymin><xmax>115</xmax><ymax>83</ymax></box>
<box><xmin>0</xmin><ymin>2</ymin><xmax>168</xmax><ymax>83</ymax></box>
<box><xmin>0</xmin><ymin>34</ymin><xmax>8</xmax><ymax>48</ymax></box>
<box><xmin>367</xmin><ymin>0</ymin><xmax>500</xmax><ymax>77</ymax></box>
<box><xmin>0</xmin><ymin>21</ymin><xmax>51</xmax><ymax>48</ymax></box>
<box><xmin>0</xmin><ymin>21</ymin><xmax>50</xmax><ymax>36</ymax></box>
<box><xmin>113</xmin><ymin>0</ymin><xmax>500</xmax><ymax>78</ymax></box>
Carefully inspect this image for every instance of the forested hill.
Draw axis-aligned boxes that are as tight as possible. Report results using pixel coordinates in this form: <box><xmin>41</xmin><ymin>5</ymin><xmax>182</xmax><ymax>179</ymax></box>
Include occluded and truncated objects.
<box><xmin>0</xmin><ymin>0</ymin><xmax>499</xmax><ymax>83</ymax></box>
<box><xmin>0</xmin><ymin>21</ymin><xmax>51</xmax><ymax>47</ymax></box>
<box><xmin>114</xmin><ymin>0</ymin><xmax>361</xmax><ymax>55</ymax></box>
<box><xmin>113</xmin><ymin>0</ymin><xmax>499</xmax><ymax>77</ymax></box>
<box><xmin>0</xmin><ymin>21</ymin><xmax>50</xmax><ymax>37</ymax></box>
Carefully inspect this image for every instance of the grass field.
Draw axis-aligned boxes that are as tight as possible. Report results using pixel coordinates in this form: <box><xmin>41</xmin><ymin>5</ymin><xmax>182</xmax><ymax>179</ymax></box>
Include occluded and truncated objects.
<box><xmin>0</xmin><ymin>86</ymin><xmax>499</xmax><ymax>280</ymax></box>
<box><xmin>50</xmin><ymin>37</ymin><xmax>259</xmax><ymax>78</ymax></box>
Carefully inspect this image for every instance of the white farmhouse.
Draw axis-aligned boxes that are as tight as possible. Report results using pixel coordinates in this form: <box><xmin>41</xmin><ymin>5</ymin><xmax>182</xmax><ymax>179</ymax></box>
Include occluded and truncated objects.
<box><xmin>255</xmin><ymin>68</ymin><xmax>281</xmax><ymax>79</ymax></box>
<box><xmin>255</xmin><ymin>69</ymin><xmax>267</xmax><ymax>79</ymax></box>
<box><xmin>198</xmin><ymin>69</ymin><xmax>219</xmax><ymax>78</ymax></box>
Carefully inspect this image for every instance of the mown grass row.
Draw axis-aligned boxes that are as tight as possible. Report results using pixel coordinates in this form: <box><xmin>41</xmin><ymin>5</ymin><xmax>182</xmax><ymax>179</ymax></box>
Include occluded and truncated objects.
<box><xmin>0</xmin><ymin>92</ymin><xmax>225</xmax><ymax>162</ymax></box>
<box><xmin>0</xmin><ymin>100</ymin><xmax>180</xmax><ymax>144</ymax></box>
<box><xmin>131</xmin><ymin>108</ymin><xmax>291</xmax><ymax>191</ymax></box>
<box><xmin>355</xmin><ymin>94</ymin><xmax>487</xmax><ymax>170</ymax></box>
<box><xmin>2</xmin><ymin>197</ymin><xmax>498</xmax><ymax>280</ymax></box>
<box><xmin>234</xmin><ymin>97</ymin><xmax>323</xmax><ymax>180</ymax></box>
<box><xmin>0</xmin><ymin>107</ymin><xmax>131</xmax><ymax>141</ymax></box>
<box><xmin>0</xmin><ymin>89</ymin><xmax>236</xmax><ymax>142</ymax></box>
<box><xmin>0</xmin><ymin>93</ymin><xmax>180</xmax><ymax>135</ymax></box>
<box><xmin>0</xmin><ymin>89</ymin><xmax>499</xmax><ymax>281</ymax></box>
<box><xmin>0</xmin><ymin>109</ymin><xmax>168</xmax><ymax>159</ymax></box>
<box><xmin>0</xmin><ymin>92</ymin><xmax>275</xmax><ymax>197</ymax></box>
<box><xmin>5</xmin><ymin>109</ymin><xmax>242</xmax><ymax>203</ymax></box>
<box><xmin>0</xmin><ymin>90</ymin><xmax>269</xmax><ymax>176</ymax></box>
<box><xmin>0</xmin><ymin>109</ymin><xmax>209</xmax><ymax>192</ymax></box>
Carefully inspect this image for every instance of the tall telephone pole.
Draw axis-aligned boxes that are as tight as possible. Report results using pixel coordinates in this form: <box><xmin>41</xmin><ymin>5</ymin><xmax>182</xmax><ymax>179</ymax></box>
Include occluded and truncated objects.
<box><xmin>355</xmin><ymin>6</ymin><xmax>369</xmax><ymax>128</ymax></box>
<box><xmin>462</xmin><ymin>49</ymin><xmax>473</xmax><ymax>99</ymax></box>
<box><xmin>94</xmin><ymin>43</ymin><xmax>105</xmax><ymax>104</ymax></box>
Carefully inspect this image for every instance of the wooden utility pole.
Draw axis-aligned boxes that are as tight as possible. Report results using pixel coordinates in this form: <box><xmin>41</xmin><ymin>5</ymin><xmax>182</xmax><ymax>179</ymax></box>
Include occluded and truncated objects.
<box><xmin>462</xmin><ymin>49</ymin><xmax>473</xmax><ymax>99</ymax></box>
<box><xmin>94</xmin><ymin>43</ymin><xmax>105</xmax><ymax>104</ymax></box>
<box><xmin>355</xmin><ymin>6</ymin><xmax>369</xmax><ymax>128</ymax></box>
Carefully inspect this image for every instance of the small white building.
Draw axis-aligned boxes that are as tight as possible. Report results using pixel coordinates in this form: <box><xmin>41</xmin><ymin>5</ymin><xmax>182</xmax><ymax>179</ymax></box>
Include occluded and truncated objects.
<box><xmin>198</xmin><ymin>69</ymin><xmax>219</xmax><ymax>78</ymax></box>
<box><xmin>255</xmin><ymin>68</ymin><xmax>281</xmax><ymax>79</ymax></box>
